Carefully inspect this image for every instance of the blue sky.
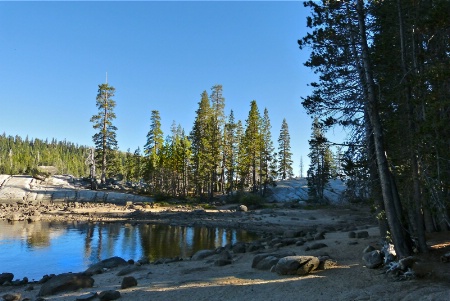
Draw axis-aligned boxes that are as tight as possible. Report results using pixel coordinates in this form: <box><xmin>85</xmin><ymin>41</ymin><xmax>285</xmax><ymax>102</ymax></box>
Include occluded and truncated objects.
<box><xmin>0</xmin><ymin>1</ymin><xmax>341</xmax><ymax>177</ymax></box>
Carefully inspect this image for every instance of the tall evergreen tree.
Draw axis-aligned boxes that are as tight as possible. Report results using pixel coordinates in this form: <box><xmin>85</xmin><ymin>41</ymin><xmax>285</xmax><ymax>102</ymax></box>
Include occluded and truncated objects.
<box><xmin>190</xmin><ymin>91</ymin><xmax>213</xmax><ymax>197</ymax></box>
<box><xmin>144</xmin><ymin>110</ymin><xmax>164</xmax><ymax>192</ymax></box>
<box><xmin>307</xmin><ymin>118</ymin><xmax>331</xmax><ymax>201</ymax></box>
<box><xmin>223</xmin><ymin>110</ymin><xmax>238</xmax><ymax>195</ymax></box>
<box><xmin>209</xmin><ymin>85</ymin><xmax>226</xmax><ymax>195</ymax></box>
<box><xmin>260</xmin><ymin>108</ymin><xmax>275</xmax><ymax>194</ymax></box>
<box><xmin>90</xmin><ymin>82</ymin><xmax>118</xmax><ymax>184</ymax></box>
<box><xmin>243</xmin><ymin>100</ymin><xmax>261</xmax><ymax>192</ymax></box>
<box><xmin>277</xmin><ymin>118</ymin><xmax>293</xmax><ymax>180</ymax></box>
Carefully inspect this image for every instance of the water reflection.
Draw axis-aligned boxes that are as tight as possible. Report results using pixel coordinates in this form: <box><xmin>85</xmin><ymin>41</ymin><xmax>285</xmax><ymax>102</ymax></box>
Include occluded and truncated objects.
<box><xmin>0</xmin><ymin>220</ymin><xmax>258</xmax><ymax>280</ymax></box>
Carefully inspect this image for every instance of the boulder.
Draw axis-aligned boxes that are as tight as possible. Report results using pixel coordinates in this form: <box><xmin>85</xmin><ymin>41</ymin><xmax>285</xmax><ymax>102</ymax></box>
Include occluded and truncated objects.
<box><xmin>246</xmin><ymin>241</ymin><xmax>265</xmax><ymax>252</ymax></box>
<box><xmin>232</xmin><ymin>242</ymin><xmax>247</xmax><ymax>253</ymax></box>
<box><xmin>238</xmin><ymin>205</ymin><xmax>248</xmax><ymax>212</ymax></box>
<box><xmin>121</xmin><ymin>276</ymin><xmax>137</xmax><ymax>289</ymax></box>
<box><xmin>214</xmin><ymin>250</ymin><xmax>233</xmax><ymax>267</ymax></box>
<box><xmin>0</xmin><ymin>273</ymin><xmax>14</xmax><ymax>285</ymax></box>
<box><xmin>254</xmin><ymin>255</ymin><xmax>280</xmax><ymax>270</ymax></box>
<box><xmin>252</xmin><ymin>251</ymin><xmax>296</xmax><ymax>270</ymax></box>
<box><xmin>274</xmin><ymin>256</ymin><xmax>320</xmax><ymax>276</ymax></box>
<box><xmin>84</xmin><ymin>257</ymin><xmax>127</xmax><ymax>275</ymax></box>
<box><xmin>191</xmin><ymin>249</ymin><xmax>215</xmax><ymax>261</ymax></box>
<box><xmin>356</xmin><ymin>231</ymin><xmax>369</xmax><ymax>238</ymax></box>
<box><xmin>362</xmin><ymin>250</ymin><xmax>383</xmax><ymax>269</ymax></box>
<box><xmin>37</xmin><ymin>273</ymin><xmax>94</xmax><ymax>296</ymax></box>
<box><xmin>98</xmin><ymin>290</ymin><xmax>121</xmax><ymax>301</ymax></box>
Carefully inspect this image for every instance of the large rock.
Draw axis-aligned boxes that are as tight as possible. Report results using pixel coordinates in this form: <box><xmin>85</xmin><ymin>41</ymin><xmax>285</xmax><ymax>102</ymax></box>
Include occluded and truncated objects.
<box><xmin>37</xmin><ymin>273</ymin><xmax>94</xmax><ymax>296</ymax></box>
<box><xmin>232</xmin><ymin>242</ymin><xmax>247</xmax><ymax>253</ymax></box>
<box><xmin>273</xmin><ymin>256</ymin><xmax>320</xmax><ymax>276</ymax></box>
<box><xmin>214</xmin><ymin>250</ymin><xmax>233</xmax><ymax>266</ymax></box>
<box><xmin>362</xmin><ymin>250</ymin><xmax>383</xmax><ymax>269</ymax></box>
<box><xmin>84</xmin><ymin>257</ymin><xmax>127</xmax><ymax>275</ymax></box>
<box><xmin>252</xmin><ymin>251</ymin><xmax>296</xmax><ymax>270</ymax></box>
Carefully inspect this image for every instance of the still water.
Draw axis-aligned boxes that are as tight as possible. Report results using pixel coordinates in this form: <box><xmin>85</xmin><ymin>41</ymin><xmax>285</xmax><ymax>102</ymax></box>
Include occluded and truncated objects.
<box><xmin>0</xmin><ymin>220</ymin><xmax>258</xmax><ymax>280</ymax></box>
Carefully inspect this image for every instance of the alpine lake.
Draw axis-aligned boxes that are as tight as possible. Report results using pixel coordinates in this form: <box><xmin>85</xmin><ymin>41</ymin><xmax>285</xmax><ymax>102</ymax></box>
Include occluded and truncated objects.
<box><xmin>0</xmin><ymin>219</ymin><xmax>259</xmax><ymax>280</ymax></box>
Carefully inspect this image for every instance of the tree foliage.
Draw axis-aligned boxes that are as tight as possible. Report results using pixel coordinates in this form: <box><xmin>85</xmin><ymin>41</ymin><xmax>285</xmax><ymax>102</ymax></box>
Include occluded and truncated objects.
<box><xmin>90</xmin><ymin>83</ymin><xmax>118</xmax><ymax>184</ymax></box>
<box><xmin>299</xmin><ymin>0</ymin><xmax>450</xmax><ymax>256</ymax></box>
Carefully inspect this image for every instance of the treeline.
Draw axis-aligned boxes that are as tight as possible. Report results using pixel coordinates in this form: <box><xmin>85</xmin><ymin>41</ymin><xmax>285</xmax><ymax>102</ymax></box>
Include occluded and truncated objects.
<box><xmin>0</xmin><ymin>133</ymin><xmax>90</xmax><ymax>176</ymax></box>
<box><xmin>123</xmin><ymin>85</ymin><xmax>294</xmax><ymax>198</ymax></box>
<box><xmin>299</xmin><ymin>0</ymin><xmax>450</xmax><ymax>256</ymax></box>
<box><xmin>2</xmin><ymin>85</ymin><xmax>295</xmax><ymax>199</ymax></box>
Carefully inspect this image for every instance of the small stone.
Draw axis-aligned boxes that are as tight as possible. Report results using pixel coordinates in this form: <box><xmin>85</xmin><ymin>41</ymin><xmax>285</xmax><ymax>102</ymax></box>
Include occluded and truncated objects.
<box><xmin>348</xmin><ymin>231</ymin><xmax>356</xmax><ymax>238</ymax></box>
<box><xmin>356</xmin><ymin>231</ymin><xmax>369</xmax><ymax>238</ymax></box>
<box><xmin>98</xmin><ymin>290</ymin><xmax>121</xmax><ymax>300</ymax></box>
<box><xmin>121</xmin><ymin>276</ymin><xmax>137</xmax><ymax>289</ymax></box>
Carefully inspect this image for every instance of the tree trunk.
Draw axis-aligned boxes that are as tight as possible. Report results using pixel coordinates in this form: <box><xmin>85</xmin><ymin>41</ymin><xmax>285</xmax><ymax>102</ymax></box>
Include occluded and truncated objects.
<box><xmin>355</xmin><ymin>0</ymin><xmax>412</xmax><ymax>257</ymax></box>
<box><xmin>365</xmin><ymin>111</ymin><xmax>388</xmax><ymax>238</ymax></box>
<box><xmin>396</xmin><ymin>0</ymin><xmax>428</xmax><ymax>252</ymax></box>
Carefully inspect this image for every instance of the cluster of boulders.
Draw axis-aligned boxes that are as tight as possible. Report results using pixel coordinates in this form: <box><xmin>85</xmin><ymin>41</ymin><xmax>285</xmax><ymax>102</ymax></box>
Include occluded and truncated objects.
<box><xmin>0</xmin><ymin>202</ymin><xmax>43</xmax><ymax>222</ymax></box>
<box><xmin>1</xmin><ymin>256</ymin><xmax>141</xmax><ymax>301</ymax></box>
<box><xmin>360</xmin><ymin>239</ymin><xmax>435</xmax><ymax>280</ymax></box>
<box><xmin>0</xmin><ymin>201</ymin><xmax>126</xmax><ymax>222</ymax></box>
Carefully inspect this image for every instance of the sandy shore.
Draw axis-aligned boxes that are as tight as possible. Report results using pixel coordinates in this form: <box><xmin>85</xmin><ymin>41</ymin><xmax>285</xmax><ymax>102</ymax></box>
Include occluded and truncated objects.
<box><xmin>1</xmin><ymin>203</ymin><xmax>449</xmax><ymax>301</ymax></box>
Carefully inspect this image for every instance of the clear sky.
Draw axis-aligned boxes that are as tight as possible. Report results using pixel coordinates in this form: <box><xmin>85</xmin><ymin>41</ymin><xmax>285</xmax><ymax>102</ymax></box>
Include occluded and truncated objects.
<box><xmin>0</xmin><ymin>1</ymin><xmax>340</xmax><ymax>177</ymax></box>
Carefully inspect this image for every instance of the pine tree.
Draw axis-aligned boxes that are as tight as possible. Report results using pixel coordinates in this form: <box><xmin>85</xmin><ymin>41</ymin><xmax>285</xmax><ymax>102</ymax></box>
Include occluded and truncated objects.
<box><xmin>90</xmin><ymin>82</ymin><xmax>118</xmax><ymax>184</ymax></box>
<box><xmin>209</xmin><ymin>85</ymin><xmax>225</xmax><ymax>195</ymax></box>
<box><xmin>243</xmin><ymin>100</ymin><xmax>261</xmax><ymax>192</ymax></box>
<box><xmin>307</xmin><ymin>118</ymin><xmax>328</xmax><ymax>201</ymax></box>
<box><xmin>223</xmin><ymin>110</ymin><xmax>238</xmax><ymax>195</ymax></box>
<box><xmin>260</xmin><ymin>108</ymin><xmax>275</xmax><ymax>195</ymax></box>
<box><xmin>190</xmin><ymin>91</ymin><xmax>213</xmax><ymax>197</ymax></box>
<box><xmin>277</xmin><ymin>118</ymin><xmax>293</xmax><ymax>180</ymax></box>
<box><xmin>144</xmin><ymin>110</ymin><xmax>164</xmax><ymax>192</ymax></box>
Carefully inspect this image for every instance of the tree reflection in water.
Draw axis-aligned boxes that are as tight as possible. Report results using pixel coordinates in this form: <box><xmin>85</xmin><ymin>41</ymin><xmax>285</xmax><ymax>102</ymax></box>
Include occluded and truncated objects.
<box><xmin>0</xmin><ymin>220</ymin><xmax>258</xmax><ymax>280</ymax></box>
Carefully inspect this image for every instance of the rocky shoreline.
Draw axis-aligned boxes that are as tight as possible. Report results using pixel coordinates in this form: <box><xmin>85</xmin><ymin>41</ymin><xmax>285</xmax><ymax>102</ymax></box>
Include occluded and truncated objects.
<box><xmin>1</xmin><ymin>176</ymin><xmax>449</xmax><ymax>301</ymax></box>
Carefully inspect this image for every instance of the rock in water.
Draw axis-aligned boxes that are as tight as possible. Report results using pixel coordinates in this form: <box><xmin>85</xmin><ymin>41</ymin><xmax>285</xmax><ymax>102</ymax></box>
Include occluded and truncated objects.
<box><xmin>38</xmin><ymin>273</ymin><xmax>94</xmax><ymax>296</ymax></box>
<box><xmin>84</xmin><ymin>256</ymin><xmax>127</xmax><ymax>275</ymax></box>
